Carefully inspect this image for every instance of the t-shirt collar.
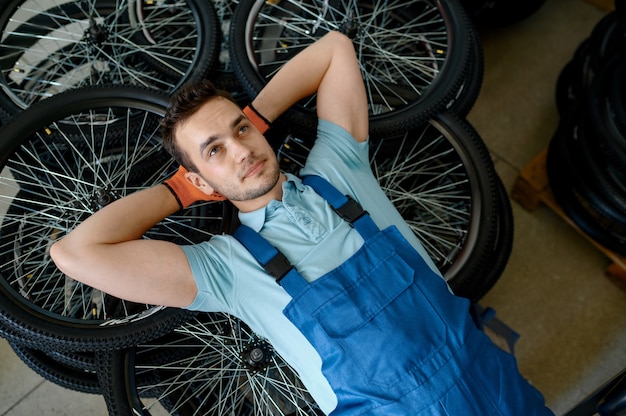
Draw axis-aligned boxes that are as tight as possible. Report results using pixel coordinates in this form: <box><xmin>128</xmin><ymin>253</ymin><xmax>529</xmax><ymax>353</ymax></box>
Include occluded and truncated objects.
<box><xmin>238</xmin><ymin>173</ymin><xmax>305</xmax><ymax>232</ymax></box>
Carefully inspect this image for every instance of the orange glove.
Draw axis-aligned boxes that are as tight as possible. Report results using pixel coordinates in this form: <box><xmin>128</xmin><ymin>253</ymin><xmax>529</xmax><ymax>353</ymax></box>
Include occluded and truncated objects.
<box><xmin>243</xmin><ymin>104</ymin><xmax>271</xmax><ymax>134</ymax></box>
<box><xmin>163</xmin><ymin>165</ymin><xmax>226</xmax><ymax>209</ymax></box>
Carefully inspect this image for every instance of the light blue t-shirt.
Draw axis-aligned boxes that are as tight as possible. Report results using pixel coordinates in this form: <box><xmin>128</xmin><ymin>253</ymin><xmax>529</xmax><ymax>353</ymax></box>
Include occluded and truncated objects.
<box><xmin>182</xmin><ymin>120</ymin><xmax>441</xmax><ymax>414</ymax></box>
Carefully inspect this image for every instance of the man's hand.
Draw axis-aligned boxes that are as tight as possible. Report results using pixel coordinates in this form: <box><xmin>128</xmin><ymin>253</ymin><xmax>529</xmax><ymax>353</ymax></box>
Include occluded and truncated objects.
<box><xmin>163</xmin><ymin>166</ymin><xmax>226</xmax><ymax>209</ymax></box>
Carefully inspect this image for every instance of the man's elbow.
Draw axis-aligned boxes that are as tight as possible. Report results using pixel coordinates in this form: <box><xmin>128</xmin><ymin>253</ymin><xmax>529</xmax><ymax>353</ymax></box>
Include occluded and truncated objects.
<box><xmin>49</xmin><ymin>239</ymin><xmax>76</xmax><ymax>278</ymax></box>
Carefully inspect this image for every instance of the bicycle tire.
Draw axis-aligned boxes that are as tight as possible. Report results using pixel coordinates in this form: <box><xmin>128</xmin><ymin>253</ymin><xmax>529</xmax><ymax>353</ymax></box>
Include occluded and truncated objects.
<box><xmin>475</xmin><ymin>175</ymin><xmax>514</xmax><ymax>300</ymax></box>
<box><xmin>445</xmin><ymin>21</ymin><xmax>485</xmax><ymax>117</ymax></box>
<box><xmin>0</xmin><ymin>0</ymin><xmax>220</xmax><ymax>115</ymax></box>
<box><xmin>7</xmin><ymin>340</ymin><xmax>101</xmax><ymax>394</ymax></box>
<box><xmin>229</xmin><ymin>0</ymin><xmax>473</xmax><ymax>137</ymax></box>
<box><xmin>607</xmin><ymin>55</ymin><xmax>626</xmax><ymax>139</ymax></box>
<box><xmin>97</xmin><ymin>312</ymin><xmax>325</xmax><ymax>416</ymax></box>
<box><xmin>210</xmin><ymin>0</ymin><xmax>247</xmax><ymax>96</ymax></box>
<box><xmin>0</xmin><ymin>85</ymin><xmax>233</xmax><ymax>351</ymax></box>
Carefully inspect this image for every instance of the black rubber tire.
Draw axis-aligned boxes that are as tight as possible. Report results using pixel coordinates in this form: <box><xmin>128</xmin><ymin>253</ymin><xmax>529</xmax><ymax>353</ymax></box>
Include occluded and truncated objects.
<box><xmin>209</xmin><ymin>0</ymin><xmax>249</xmax><ymax>102</ymax></box>
<box><xmin>587</xmin><ymin>55</ymin><xmax>626</xmax><ymax>171</ymax></box>
<box><xmin>607</xmin><ymin>56</ymin><xmax>626</xmax><ymax>139</ymax></box>
<box><xmin>408</xmin><ymin>112</ymin><xmax>499</xmax><ymax>301</ymax></box>
<box><xmin>445</xmin><ymin>21</ymin><xmax>485</xmax><ymax>117</ymax></box>
<box><xmin>588</xmin><ymin>11</ymin><xmax>625</xmax><ymax>68</ymax></box>
<box><xmin>0</xmin><ymin>0</ymin><xmax>220</xmax><ymax>116</ymax></box>
<box><xmin>0</xmin><ymin>86</ymin><xmax>237</xmax><ymax>351</ymax></box>
<box><xmin>476</xmin><ymin>175</ymin><xmax>514</xmax><ymax>299</ymax></box>
<box><xmin>229</xmin><ymin>0</ymin><xmax>473</xmax><ymax>137</ymax></box>
<box><xmin>8</xmin><ymin>340</ymin><xmax>100</xmax><ymax>394</ymax></box>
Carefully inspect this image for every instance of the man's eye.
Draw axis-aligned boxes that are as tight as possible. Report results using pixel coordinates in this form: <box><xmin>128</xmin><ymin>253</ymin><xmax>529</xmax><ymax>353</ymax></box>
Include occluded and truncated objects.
<box><xmin>239</xmin><ymin>125</ymin><xmax>249</xmax><ymax>134</ymax></box>
<box><xmin>209</xmin><ymin>146</ymin><xmax>219</xmax><ymax>157</ymax></box>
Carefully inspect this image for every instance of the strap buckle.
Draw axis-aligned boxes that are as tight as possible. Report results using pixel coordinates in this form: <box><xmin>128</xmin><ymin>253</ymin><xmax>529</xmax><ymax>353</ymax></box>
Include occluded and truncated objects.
<box><xmin>336</xmin><ymin>196</ymin><xmax>367</xmax><ymax>225</ymax></box>
<box><xmin>264</xmin><ymin>252</ymin><xmax>293</xmax><ymax>284</ymax></box>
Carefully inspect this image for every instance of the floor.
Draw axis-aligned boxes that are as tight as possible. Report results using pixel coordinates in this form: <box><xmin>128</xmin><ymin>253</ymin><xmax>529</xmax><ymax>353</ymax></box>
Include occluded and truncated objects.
<box><xmin>1</xmin><ymin>0</ymin><xmax>626</xmax><ymax>415</ymax></box>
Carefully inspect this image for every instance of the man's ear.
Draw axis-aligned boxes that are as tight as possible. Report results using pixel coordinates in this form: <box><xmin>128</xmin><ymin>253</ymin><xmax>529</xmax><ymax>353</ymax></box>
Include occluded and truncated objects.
<box><xmin>184</xmin><ymin>171</ymin><xmax>216</xmax><ymax>196</ymax></box>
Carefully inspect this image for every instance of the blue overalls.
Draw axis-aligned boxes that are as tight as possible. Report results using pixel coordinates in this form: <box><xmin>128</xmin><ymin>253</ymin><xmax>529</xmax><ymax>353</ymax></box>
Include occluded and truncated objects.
<box><xmin>233</xmin><ymin>175</ymin><xmax>554</xmax><ymax>416</ymax></box>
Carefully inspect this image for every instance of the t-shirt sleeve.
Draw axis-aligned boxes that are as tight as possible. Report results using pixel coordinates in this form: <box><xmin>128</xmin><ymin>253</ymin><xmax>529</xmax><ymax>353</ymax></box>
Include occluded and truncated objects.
<box><xmin>180</xmin><ymin>238</ymin><xmax>236</xmax><ymax>312</ymax></box>
<box><xmin>300</xmin><ymin>119</ymin><xmax>371</xmax><ymax>182</ymax></box>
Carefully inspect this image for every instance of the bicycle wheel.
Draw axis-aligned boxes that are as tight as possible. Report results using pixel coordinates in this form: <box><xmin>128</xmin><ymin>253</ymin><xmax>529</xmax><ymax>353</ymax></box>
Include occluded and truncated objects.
<box><xmin>97</xmin><ymin>312</ymin><xmax>324</xmax><ymax>415</ymax></box>
<box><xmin>278</xmin><ymin>111</ymin><xmax>500</xmax><ymax>302</ymax></box>
<box><xmin>230</xmin><ymin>0</ymin><xmax>473</xmax><ymax>137</ymax></box>
<box><xmin>0</xmin><ymin>0</ymin><xmax>220</xmax><ymax>115</ymax></box>
<box><xmin>0</xmin><ymin>86</ymin><xmax>232</xmax><ymax>351</ymax></box>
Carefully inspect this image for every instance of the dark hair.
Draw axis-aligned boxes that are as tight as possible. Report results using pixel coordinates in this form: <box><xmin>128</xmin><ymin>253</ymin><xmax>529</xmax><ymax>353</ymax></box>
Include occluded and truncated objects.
<box><xmin>161</xmin><ymin>79</ymin><xmax>236</xmax><ymax>172</ymax></box>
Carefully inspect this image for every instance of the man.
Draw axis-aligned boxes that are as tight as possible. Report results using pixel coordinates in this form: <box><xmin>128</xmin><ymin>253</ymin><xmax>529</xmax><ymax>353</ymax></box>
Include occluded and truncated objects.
<box><xmin>51</xmin><ymin>31</ymin><xmax>554</xmax><ymax>415</ymax></box>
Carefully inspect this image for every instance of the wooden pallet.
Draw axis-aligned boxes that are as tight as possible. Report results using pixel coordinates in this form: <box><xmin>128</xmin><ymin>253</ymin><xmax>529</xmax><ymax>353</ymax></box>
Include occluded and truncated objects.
<box><xmin>511</xmin><ymin>148</ymin><xmax>626</xmax><ymax>284</ymax></box>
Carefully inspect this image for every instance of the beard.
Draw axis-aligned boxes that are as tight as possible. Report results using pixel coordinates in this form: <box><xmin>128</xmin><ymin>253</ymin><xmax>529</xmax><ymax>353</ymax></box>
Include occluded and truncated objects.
<box><xmin>208</xmin><ymin>158</ymin><xmax>282</xmax><ymax>202</ymax></box>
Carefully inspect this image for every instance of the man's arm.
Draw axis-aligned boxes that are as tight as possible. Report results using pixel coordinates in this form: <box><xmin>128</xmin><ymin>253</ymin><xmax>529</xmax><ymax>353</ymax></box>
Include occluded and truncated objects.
<box><xmin>251</xmin><ymin>31</ymin><xmax>369</xmax><ymax>142</ymax></box>
<box><xmin>50</xmin><ymin>185</ymin><xmax>198</xmax><ymax>308</ymax></box>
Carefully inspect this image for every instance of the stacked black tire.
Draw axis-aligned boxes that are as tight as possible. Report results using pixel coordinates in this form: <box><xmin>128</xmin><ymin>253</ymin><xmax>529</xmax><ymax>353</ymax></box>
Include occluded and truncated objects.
<box><xmin>550</xmin><ymin>1</ymin><xmax>626</xmax><ymax>256</ymax></box>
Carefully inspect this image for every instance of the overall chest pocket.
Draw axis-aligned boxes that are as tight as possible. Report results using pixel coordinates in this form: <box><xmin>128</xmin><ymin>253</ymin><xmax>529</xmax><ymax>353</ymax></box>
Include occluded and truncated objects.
<box><xmin>308</xmin><ymin>229</ymin><xmax>449</xmax><ymax>388</ymax></box>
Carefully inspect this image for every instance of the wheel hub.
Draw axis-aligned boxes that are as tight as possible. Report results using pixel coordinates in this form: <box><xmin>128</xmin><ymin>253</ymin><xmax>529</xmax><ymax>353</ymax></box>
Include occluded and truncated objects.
<box><xmin>92</xmin><ymin>187</ymin><xmax>117</xmax><ymax>210</ymax></box>
<box><xmin>240</xmin><ymin>338</ymin><xmax>274</xmax><ymax>372</ymax></box>
<box><xmin>340</xmin><ymin>10</ymin><xmax>359</xmax><ymax>39</ymax></box>
<box><xmin>86</xmin><ymin>18</ymin><xmax>108</xmax><ymax>45</ymax></box>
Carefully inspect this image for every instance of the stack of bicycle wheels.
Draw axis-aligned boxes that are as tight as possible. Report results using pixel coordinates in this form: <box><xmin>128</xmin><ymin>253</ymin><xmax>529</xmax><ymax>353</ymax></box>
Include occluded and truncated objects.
<box><xmin>0</xmin><ymin>0</ymin><xmax>515</xmax><ymax>414</ymax></box>
<box><xmin>549</xmin><ymin>2</ymin><xmax>626</xmax><ymax>256</ymax></box>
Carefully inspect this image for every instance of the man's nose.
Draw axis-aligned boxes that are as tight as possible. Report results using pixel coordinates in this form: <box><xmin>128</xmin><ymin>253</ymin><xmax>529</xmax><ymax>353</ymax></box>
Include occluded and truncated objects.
<box><xmin>230</xmin><ymin>139</ymin><xmax>252</xmax><ymax>162</ymax></box>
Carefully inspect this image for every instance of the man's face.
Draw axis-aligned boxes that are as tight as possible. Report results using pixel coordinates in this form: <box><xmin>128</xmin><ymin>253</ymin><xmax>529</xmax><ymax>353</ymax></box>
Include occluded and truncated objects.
<box><xmin>175</xmin><ymin>97</ymin><xmax>282</xmax><ymax>210</ymax></box>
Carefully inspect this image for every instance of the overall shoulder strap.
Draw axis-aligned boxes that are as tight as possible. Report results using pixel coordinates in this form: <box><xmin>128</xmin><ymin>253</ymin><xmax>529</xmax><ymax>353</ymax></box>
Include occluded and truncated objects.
<box><xmin>232</xmin><ymin>225</ymin><xmax>292</xmax><ymax>283</ymax></box>
<box><xmin>302</xmin><ymin>175</ymin><xmax>378</xmax><ymax>239</ymax></box>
